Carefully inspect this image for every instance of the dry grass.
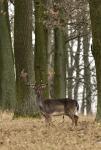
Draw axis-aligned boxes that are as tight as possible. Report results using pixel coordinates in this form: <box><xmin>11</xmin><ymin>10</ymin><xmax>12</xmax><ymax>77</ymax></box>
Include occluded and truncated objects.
<box><xmin>0</xmin><ymin>112</ymin><xmax>101</xmax><ymax>150</ymax></box>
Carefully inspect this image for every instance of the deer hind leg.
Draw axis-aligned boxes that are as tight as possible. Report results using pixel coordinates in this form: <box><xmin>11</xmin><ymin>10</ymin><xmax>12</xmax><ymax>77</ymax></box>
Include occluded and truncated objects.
<box><xmin>68</xmin><ymin>114</ymin><xmax>78</xmax><ymax>126</ymax></box>
<box><xmin>74</xmin><ymin>115</ymin><xmax>79</xmax><ymax>126</ymax></box>
<box><xmin>64</xmin><ymin>107</ymin><xmax>75</xmax><ymax>126</ymax></box>
<box><xmin>66</xmin><ymin>113</ymin><xmax>75</xmax><ymax>126</ymax></box>
<box><xmin>70</xmin><ymin>115</ymin><xmax>75</xmax><ymax>126</ymax></box>
<box><xmin>62</xmin><ymin>115</ymin><xmax>64</xmax><ymax>123</ymax></box>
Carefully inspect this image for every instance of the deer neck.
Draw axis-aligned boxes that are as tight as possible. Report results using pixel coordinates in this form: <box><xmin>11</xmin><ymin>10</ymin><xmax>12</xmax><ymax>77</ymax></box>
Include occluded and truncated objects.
<box><xmin>36</xmin><ymin>94</ymin><xmax>44</xmax><ymax>107</ymax></box>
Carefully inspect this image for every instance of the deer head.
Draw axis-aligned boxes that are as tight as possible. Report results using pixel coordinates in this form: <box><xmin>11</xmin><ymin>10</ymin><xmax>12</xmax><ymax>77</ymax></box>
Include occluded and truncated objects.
<box><xmin>32</xmin><ymin>84</ymin><xmax>47</xmax><ymax>97</ymax></box>
<box><xmin>24</xmin><ymin>81</ymin><xmax>47</xmax><ymax>98</ymax></box>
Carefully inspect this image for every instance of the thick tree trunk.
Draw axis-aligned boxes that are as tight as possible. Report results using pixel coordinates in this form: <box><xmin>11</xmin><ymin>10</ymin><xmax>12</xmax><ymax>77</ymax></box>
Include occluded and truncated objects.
<box><xmin>89</xmin><ymin>0</ymin><xmax>101</xmax><ymax>120</ymax></box>
<box><xmin>53</xmin><ymin>28</ymin><xmax>66</xmax><ymax>98</ymax></box>
<box><xmin>34</xmin><ymin>0</ymin><xmax>49</xmax><ymax>98</ymax></box>
<box><xmin>0</xmin><ymin>0</ymin><xmax>16</xmax><ymax>109</ymax></box>
<box><xmin>14</xmin><ymin>0</ymin><xmax>37</xmax><ymax>117</ymax></box>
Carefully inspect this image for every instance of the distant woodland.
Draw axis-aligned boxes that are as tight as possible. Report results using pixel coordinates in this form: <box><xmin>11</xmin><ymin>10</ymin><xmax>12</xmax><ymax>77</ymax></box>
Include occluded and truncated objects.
<box><xmin>0</xmin><ymin>0</ymin><xmax>101</xmax><ymax>121</ymax></box>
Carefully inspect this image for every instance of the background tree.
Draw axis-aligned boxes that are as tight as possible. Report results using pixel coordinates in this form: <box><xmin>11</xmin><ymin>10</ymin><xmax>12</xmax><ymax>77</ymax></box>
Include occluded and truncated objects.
<box><xmin>74</xmin><ymin>35</ymin><xmax>81</xmax><ymax>100</ymax></box>
<box><xmin>66</xmin><ymin>38</ymin><xmax>74</xmax><ymax>99</ymax></box>
<box><xmin>0</xmin><ymin>0</ymin><xmax>16</xmax><ymax>109</ymax></box>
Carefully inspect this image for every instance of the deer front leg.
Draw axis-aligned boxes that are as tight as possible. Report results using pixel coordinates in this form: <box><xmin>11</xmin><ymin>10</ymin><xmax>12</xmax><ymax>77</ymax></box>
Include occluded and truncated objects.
<box><xmin>42</xmin><ymin>113</ymin><xmax>52</xmax><ymax>126</ymax></box>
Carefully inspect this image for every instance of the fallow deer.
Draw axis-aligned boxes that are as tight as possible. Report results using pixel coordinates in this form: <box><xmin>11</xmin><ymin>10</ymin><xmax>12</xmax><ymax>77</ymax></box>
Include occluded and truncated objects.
<box><xmin>27</xmin><ymin>83</ymin><xmax>79</xmax><ymax>126</ymax></box>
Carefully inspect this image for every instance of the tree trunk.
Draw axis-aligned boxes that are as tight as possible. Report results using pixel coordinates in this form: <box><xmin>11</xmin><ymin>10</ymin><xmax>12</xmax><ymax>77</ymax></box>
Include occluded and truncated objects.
<box><xmin>74</xmin><ymin>36</ymin><xmax>80</xmax><ymax>100</ymax></box>
<box><xmin>14</xmin><ymin>0</ymin><xmax>37</xmax><ymax>117</ymax></box>
<box><xmin>67</xmin><ymin>40</ymin><xmax>74</xmax><ymax>99</ymax></box>
<box><xmin>89</xmin><ymin>0</ymin><xmax>101</xmax><ymax>120</ymax></box>
<box><xmin>0</xmin><ymin>0</ymin><xmax>16</xmax><ymax>109</ymax></box>
<box><xmin>83</xmin><ymin>34</ymin><xmax>92</xmax><ymax>114</ymax></box>
<box><xmin>34</xmin><ymin>0</ymin><xmax>49</xmax><ymax>98</ymax></box>
<box><xmin>81</xmin><ymin>85</ymin><xmax>86</xmax><ymax>114</ymax></box>
<box><xmin>53</xmin><ymin>28</ymin><xmax>66</xmax><ymax>98</ymax></box>
<box><xmin>47</xmin><ymin>29</ymin><xmax>54</xmax><ymax>98</ymax></box>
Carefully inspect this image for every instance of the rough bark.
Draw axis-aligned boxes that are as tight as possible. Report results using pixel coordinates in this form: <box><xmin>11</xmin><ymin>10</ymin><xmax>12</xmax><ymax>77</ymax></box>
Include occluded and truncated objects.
<box><xmin>53</xmin><ymin>28</ymin><xmax>66</xmax><ymax>98</ymax></box>
<box><xmin>34</xmin><ymin>0</ymin><xmax>49</xmax><ymax>98</ymax></box>
<box><xmin>0</xmin><ymin>0</ymin><xmax>16</xmax><ymax>109</ymax></box>
<box><xmin>89</xmin><ymin>0</ymin><xmax>101</xmax><ymax>120</ymax></box>
<box><xmin>14</xmin><ymin>0</ymin><xmax>37</xmax><ymax>117</ymax></box>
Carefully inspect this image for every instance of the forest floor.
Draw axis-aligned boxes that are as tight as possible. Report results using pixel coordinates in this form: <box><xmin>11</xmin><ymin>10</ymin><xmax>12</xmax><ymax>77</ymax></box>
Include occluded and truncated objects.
<box><xmin>0</xmin><ymin>112</ymin><xmax>101</xmax><ymax>150</ymax></box>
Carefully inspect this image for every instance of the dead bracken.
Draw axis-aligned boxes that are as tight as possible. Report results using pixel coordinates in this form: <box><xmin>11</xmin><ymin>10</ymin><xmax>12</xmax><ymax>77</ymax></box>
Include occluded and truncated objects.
<box><xmin>0</xmin><ymin>112</ymin><xmax>101</xmax><ymax>150</ymax></box>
